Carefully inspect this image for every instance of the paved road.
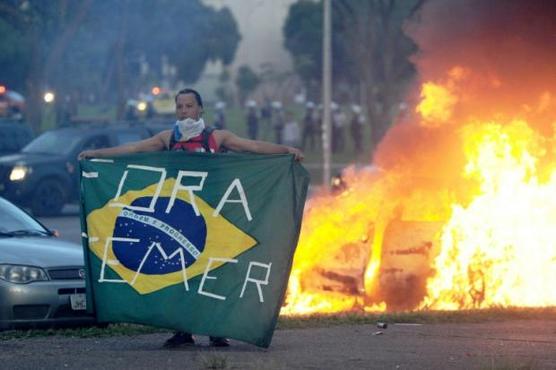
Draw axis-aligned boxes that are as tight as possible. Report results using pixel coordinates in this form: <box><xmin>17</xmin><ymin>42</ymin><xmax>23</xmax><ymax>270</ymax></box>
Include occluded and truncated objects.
<box><xmin>1</xmin><ymin>320</ymin><xmax>555</xmax><ymax>369</ymax></box>
<box><xmin>34</xmin><ymin>214</ymin><xmax>556</xmax><ymax>369</ymax></box>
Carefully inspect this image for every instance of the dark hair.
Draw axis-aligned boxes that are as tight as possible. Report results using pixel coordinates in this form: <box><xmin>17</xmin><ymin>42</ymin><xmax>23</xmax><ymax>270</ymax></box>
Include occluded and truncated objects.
<box><xmin>175</xmin><ymin>88</ymin><xmax>203</xmax><ymax>107</ymax></box>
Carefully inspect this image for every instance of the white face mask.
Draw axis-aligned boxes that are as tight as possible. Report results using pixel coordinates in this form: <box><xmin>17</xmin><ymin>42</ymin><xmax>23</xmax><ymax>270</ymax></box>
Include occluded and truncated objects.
<box><xmin>174</xmin><ymin>117</ymin><xmax>205</xmax><ymax>142</ymax></box>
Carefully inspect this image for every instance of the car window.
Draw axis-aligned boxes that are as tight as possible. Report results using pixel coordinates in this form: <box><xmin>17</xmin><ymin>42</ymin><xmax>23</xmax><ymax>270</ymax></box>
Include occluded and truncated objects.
<box><xmin>82</xmin><ymin>135</ymin><xmax>110</xmax><ymax>151</ymax></box>
<box><xmin>114</xmin><ymin>131</ymin><xmax>146</xmax><ymax>145</ymax></box>
<box><xmin>14</xmin><ymin>129</ymin><xmax>32</xmax><ymax>147</ymax></box>
<box><xmin>0</xmin><ymin>125</ymin><xmax>33</xmax><ymax>153</ymax></box>
<box><xmin>0</xmin><ymin>198</ymin><xmax>47</xmax><ymax>233</ymax></box>
<box><xmin>0</xmin><ymin>129</ymin><xmax>15</xmax><ymax>150</ymax></box>
<box><xmin>23</xmin><ymin>130</ymin><xmax>82</xmax><ymax>155</ymax></box>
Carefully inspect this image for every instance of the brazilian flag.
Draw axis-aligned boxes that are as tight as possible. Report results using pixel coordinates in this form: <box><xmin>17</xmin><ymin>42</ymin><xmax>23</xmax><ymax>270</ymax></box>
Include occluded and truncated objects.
<box><xmin>79</xmin><ymin>152</ymin><xmax>309</xmax><ymax>347</ymax></box>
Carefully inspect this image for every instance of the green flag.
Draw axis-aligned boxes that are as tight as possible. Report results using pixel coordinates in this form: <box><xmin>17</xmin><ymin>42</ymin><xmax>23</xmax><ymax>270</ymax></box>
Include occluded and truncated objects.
<box><xmin>79</xmin><ymin>152</ymin><xmax>309</xmax><ymax>347</ymax></box>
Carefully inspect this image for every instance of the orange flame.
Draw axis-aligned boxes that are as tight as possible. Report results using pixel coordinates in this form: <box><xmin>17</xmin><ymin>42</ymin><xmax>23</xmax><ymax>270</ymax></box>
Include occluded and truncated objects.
<box><xmin>421</xmin><ymin>119</ymin><xmax>556</xmax><ymax>309</ymax></box>
<box><xmin>282</xmin><ymin>66</ymin><xmax>556</xmax><ymax>316</ymax></box>
<box><xmin>282</xmin><ymin>0</ymin><xmax>556</xmax><ymax>316</ymax></box>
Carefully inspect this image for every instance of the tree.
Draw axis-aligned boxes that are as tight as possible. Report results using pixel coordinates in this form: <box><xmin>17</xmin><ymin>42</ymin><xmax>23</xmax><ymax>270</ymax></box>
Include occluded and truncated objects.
<box><xmin>0</xmin><ymin>0</ymin><xmax>93</xmax><ymax>132</ymax></box>
<box><xmin>124</xmin><ymin>1</ymin><xmax>240</xmax><ymax>85</ymax></box>
<box><xmin>215</xmin><ymin>68</ymin><xmax>233</xmax><ymax>106</ymax></box>
<box><xmin>0</xmin><ymin>19</ymin><xmax>29</xmax><ymax>92</ymax></box>
<box><xmin>334</xmin><ymin>0</ymin><xmax>424</xmax><ymax>151</ymax></box>
<box><xmin>235</xmin><ymin>65</ymin><xmax>260</xmax><ymax>105</ymax></box>
<box><xmin>0</xmin><ymin>0</ymin><xmax>241</xmax><ymax>128</ymax></box>
<box><xmin>283</xmin><ymin>0</ymin><xmax>425</xmax><ymax>154</ymax></box>
<box><xmin>70</xmin><ymin>0</ymin><xmax>241</xmax><ymax>118</ymax></box>
<box><xmin>283</xmin><ymin>1</ymin><xmax>353</xmax><ymax>101</ymax></box>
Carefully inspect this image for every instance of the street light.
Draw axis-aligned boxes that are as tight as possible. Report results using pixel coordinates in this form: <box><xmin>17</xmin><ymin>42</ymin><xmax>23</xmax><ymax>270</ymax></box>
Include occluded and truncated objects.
<box><xmin>137</xmin><ymin>101</ymin><xmax>148</xmax><ymax>112</ymax></box>
<box><xmin>322</xmin><ymin>0</ymin><xmax>332</xmax><ymax>190</ymax></box>
<box><xmin>43</xmin><ymin>91</ymin><xmax>55</xmax><ymax>104</ymax></box>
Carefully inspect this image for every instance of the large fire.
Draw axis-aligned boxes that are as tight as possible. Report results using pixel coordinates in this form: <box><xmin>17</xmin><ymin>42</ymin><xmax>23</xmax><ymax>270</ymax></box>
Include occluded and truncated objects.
<box><xmin>282</xmin><ymin>0</ymin><xmax>556</xmax><ymax>316</ymax></box>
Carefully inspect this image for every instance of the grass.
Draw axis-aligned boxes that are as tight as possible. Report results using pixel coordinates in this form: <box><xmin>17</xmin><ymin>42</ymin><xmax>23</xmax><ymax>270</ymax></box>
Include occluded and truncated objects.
<box><xmin>1</xmin><ymin>307</ymin><xmax>555</xmax><ymax>340</ymax></box>
<box><xmin>61</xmin><ymin>103</ymin><xmax>374</xmax><ymax>185</ymax></box>
<box><xmin>0</xmin><ymin>323</ymin><xmax>168</xmax><ymax>340</ymax></box>
<box><xmin>202</xmin><ymin>106</ymin><xmax>375</xmax><ymax>185</ymax></box>
<box><xmin>199</xmin><ymin>354</ymin><xmax>229</xmax><ymax>370</ymax></box>
<box><xmin>277</xmin><ymin>306</ymin><xmax>556</xmax><ymax>329</ymax></box>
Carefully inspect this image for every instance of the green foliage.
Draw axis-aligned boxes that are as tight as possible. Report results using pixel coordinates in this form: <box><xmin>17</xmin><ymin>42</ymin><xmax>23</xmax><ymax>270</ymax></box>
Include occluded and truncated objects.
<box><xmin>283</xmin><ymin>1</ymin><xmax>357</xmax><ymax>87</ymax></box>
<box><xmin>215</xmin><ymin>69</ymin><xmax>233</xmax><ymax>105</ymax></box>
<box><xmin>278</xmin><ymin>306</ymin><xmax>556</xmax><ymax>329</ymax></box>
<box><xmin>0</xmin><ymin>307</ymin><xmax>554</xmax><ymax>340</ymax></box>
<box><xmin>235</xmin><ymin>65</ymin><xmax>260</xmax><ymax>104</ymax></box>
<box><xmin>0</xmin><ymin>323</ymin><xmax>166</xmax><ymax>340</ymax></box>
<box><xmin>283</xmin><ymin>0</ymin><xmax>424</xmax><ymax>152</ymax></box>
<box><xmin>200</xmin><ymin>355</ymin><xmax>229</xmax><ymax>370</ymax></box>
<box><xmin>283</xmin><ymin>1</ymin><xmax>323</xmax><ymax>84</ymax></box>
<box><xmin>124</xmin><ymin>1</ymin><xmax>240</xmax><ymax>84</ymax></box>
<box><xmin>0</xmin><ymin>0</ymin><xmax>241</xmax><ymax>130</ymax></box>
<box><xmin>0</xmin><ymin>20</ymin><xmax>29</xmax><ymax>91</ymax></box>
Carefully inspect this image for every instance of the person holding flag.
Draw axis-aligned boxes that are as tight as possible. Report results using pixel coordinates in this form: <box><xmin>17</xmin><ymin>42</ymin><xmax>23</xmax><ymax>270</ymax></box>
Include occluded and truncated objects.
<box><xmin>79</xmin><ymin>88</ymin><xmax>304</xmax><ymax>348</ymax></box>
<box><xmin>79</xmin><ymin>88</ymin><xmax>303</xmax><ymax>161</ymax></box>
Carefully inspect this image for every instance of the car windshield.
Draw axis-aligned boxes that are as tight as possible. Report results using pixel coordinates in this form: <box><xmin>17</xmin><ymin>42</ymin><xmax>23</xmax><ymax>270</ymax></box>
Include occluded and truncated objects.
<box><xmin>22</xmin><ymin>130</ymin><xmax>82</xmax><ymax>155</ymax></box>
<box><xmin>0</xmin><ymin>197</ymin><xmax>48</xmax><ymax>236</ymax></box>
<box><xmin>0</xmin><ymin>125</ymin><xmax>31</xmax><ymax>152</ymax></box>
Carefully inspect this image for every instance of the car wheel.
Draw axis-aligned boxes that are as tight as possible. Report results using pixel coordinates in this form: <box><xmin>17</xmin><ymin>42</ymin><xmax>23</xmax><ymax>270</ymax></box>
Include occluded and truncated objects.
<box><xmin>31</xmin><ymin>179</ymin><xmax>66</xmax><ymax>216</ymax></box>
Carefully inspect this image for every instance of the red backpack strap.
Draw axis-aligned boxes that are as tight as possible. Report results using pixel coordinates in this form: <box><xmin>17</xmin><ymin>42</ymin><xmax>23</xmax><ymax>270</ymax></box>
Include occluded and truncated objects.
<box><xmin>168</xmin><ymin>132</ymin><xmax>177</xmax><ymax>150</ymax></box>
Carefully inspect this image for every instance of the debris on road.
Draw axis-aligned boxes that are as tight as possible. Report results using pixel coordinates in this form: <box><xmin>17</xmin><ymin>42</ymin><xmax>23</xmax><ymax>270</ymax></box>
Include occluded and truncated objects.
<box><xmin>376</xmin><ymin>322</ymin><xmax>388</xmax><ymax>329</ymax></box>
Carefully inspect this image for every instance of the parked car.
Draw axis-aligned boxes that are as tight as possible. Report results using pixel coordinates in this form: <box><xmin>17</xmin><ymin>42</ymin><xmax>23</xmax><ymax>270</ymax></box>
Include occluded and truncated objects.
<box><xmin>0</xmin><ymin>87</ymin><xmax>25</xmax><ymax>119</ymax></box>
<box><xmin>124</xmin><ymin>89</ymin><xmax>175</xmax><ymax>121</ymax></box>
<box><xmin>0</xmin><ymin>123</ymin><xmax>153</xmax><ymax>216</ymax></box>
<box><xmin>0</xmin><ymin>196</ymin><xmax>96</xmax><ymax>330</ymax></box>
<box><xmin>150</xmin><ymin>89</ymin><xmax>175</xmax><ymax>116</ymax></box>
<box><xmin>0</xmin><ymin>120</ymin><xmax>34</xmax><ymax>156</ymax></box>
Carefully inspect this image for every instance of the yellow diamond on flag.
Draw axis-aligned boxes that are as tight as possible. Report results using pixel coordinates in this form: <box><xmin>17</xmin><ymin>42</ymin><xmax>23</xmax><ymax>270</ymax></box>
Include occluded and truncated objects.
<box><xmin>86</xmin><ymin>178</ymin><xmax>257</xmax><ymax>294</ymax></box>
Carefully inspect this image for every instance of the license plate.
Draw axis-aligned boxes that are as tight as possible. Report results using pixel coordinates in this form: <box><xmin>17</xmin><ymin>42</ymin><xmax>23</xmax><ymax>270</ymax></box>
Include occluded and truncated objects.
<box><xmin>70</xmin><ymin>293</ymin><xmax>86</xmax><ymax>310</ymax></box>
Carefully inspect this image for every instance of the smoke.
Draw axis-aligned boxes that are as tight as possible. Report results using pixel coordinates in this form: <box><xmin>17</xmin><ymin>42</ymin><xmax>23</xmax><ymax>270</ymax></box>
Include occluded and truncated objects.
<box><xmin>289</xmin><ymin>1</ymin><xmax>556</xmax><ymax>313</ymax></box>
<box><xmin>375</xmin><ymin>0</ymin><xmax>556</xmax><ymax>173</ymax></box>
<box><xmin>410</xmin><ymin>0</ymin><xmax>556</xmax><ymax>81</ymax></box>
<box><xmin>369</xmin><ymin>1</ymin><xmax>556</xmax><ymax>308</ymax></box>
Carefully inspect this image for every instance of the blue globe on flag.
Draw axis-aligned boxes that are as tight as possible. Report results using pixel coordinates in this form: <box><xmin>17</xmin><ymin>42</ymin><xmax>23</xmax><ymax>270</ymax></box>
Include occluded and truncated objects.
<box><xmin>112</xmin><ymin>197</ymin><xmax>206</xmax><ymax>274</ymax></box>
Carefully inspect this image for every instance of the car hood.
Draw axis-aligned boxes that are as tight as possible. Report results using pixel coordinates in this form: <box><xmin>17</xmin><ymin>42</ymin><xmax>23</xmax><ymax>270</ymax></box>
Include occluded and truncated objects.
<box><xmin>0</xmin><ymin>152</ymin><xmax>66</xmax><ymax>166</ymax></box>
<box><xmin>0</xmin><ymin>236</ymin><xmax>84</xmax><ymax>267</ymax></box>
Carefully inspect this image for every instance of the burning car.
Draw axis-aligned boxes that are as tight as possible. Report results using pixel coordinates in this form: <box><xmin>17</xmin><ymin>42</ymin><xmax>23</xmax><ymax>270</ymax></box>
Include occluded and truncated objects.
<box><xmin>282</xmin><ymin>0</ymin><xmax>556</xmax><ymax>316</ymax></box>
<box><xmin>0</xmin><ymin>86</ymin><xmax>25</xmax><ymax>119</ymax></box>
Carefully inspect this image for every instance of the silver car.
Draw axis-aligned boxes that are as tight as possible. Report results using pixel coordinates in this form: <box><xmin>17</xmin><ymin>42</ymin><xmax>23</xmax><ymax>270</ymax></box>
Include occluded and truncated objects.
<box><xmin>0</xmin><ymin>196</ymin><xmax>95</xmax><ymax>329</ymax></box>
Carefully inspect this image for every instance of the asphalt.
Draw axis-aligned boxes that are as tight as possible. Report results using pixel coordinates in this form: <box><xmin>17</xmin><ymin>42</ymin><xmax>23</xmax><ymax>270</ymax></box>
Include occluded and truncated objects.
<box><xmin>1</xmin><ymin>320</ymin><xmax>555</xmax><ymax>369</ymax></box>
<box><xmin>20</xmin><ymin>215</ymin><xmax>556</xmax><ymax>369</ymax></box>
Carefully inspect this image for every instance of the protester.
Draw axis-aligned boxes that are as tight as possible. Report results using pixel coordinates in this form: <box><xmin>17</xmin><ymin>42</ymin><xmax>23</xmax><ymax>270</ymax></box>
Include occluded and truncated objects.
<box><xmin>245</xmin><ymin>100</ymin><xmax>259</xmax><ymax>140</ymax></box>
<box><xmin>302</xmin><ymin>101</ymin><xmax>317</xmax><ymax>151</ymax></box>
<box><xmin>213</xmin><ymin>101</ymin><xmax>226</xmax><ymax>129</ymax></box>
<box><xmin>79</xmin><ymin>89</ymin><xmax>302</xmax><ymax>161</ymax></box>
<box><xmin>260</xmin><ymin>98</ymin><xmax>273</xmax><ymax>140</ymax></box>
<box><xmin>314</xmin><ymin>104</ymin><xmax>323</xmax><ymax>144</ymax></box>
<box><xmin>272</xmin><ymin>101</ymin><xmax>284</xmax><ymax>144</ymax></box>
<box><xmin>78</xmin><ymin>88</ymin><xmax>303</xmax><ymax>348</ymax></box>
<box><xmin>350</xmin><ymin>104</ymin><xmax>365</xmax><ymax>154</ymax></box>
<box><xmin>331</xmin><ymin>102</ymin><xmax>346</xmax><ymax>153</ymax></box>
<box><xmin>282</xmin><ymin>110</ymin><xmax>301</xmax><ymax>148</ymax></box>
